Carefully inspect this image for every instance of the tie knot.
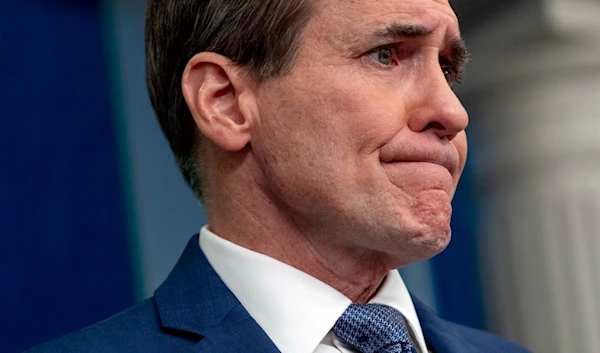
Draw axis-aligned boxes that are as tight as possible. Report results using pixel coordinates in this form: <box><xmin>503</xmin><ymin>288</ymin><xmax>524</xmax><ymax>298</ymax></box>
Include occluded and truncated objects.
<box><xmin>333</xmin><ymin>304</ymin><xmax>415</xmax><ymax>353</ymax></box>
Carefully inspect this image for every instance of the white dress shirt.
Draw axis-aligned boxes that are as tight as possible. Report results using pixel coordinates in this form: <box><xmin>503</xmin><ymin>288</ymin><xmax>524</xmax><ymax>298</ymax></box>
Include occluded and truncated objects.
<box><xmin>199</xmin><ymin>225</ymin><xmax>430</xmax><ymax>353</ymax></box>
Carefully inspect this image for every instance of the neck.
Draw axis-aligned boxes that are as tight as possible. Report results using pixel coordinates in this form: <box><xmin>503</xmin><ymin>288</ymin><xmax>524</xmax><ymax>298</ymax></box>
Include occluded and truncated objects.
<box><xmin>209</xmin><ymin>207</ymin><xmax>390</xmax><ymax>303</ymax></box>
<box><xmin>203</xmin><ymin>152</ymin><xmax>392</xmax><ymax>303</ymax></box>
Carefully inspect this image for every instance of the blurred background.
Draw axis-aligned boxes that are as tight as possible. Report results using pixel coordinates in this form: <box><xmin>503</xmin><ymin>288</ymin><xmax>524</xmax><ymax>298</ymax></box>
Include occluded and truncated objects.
<box><xmin>1</xmin><ymin>0</ymin><xmax>599</xmax><ymax>352</ymax></box>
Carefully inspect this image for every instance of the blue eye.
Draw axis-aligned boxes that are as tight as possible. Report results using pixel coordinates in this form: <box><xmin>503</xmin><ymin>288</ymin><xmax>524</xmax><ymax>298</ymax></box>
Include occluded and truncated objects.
<box><xmin>441</xmin><ymin>64</ymin><xmax>460</xmax><ymax>85</ymax></box>
<box><xmin>366</xmin><ymin>46</ymin><xmax>395</xmax><ymax>66</ymax></box>
<box><xmin>442</xmin><ymin>67</ymin><xmax>453</xmax><ymax>83</ymax></box>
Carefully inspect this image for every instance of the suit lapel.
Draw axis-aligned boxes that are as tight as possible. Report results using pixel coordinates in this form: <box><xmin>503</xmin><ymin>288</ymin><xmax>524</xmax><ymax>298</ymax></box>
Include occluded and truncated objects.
<box><xmin>193</xmin><ymin>304</ymin><xmax>280</xmax><ymax>353</ymax></box>
<box><xmin>413</xmin><ymin>297</ymin><xmax>479</xmax><ymax>353</ymax></box>
<box><xmin>155</xmin><ymin>234</ymin><xmax>488</xmax><ymax>353</ymax></box>
<box><xmin>153</xmin><ymin>235</ymin><xmax>280</xmax><ymax>352</ymax></box>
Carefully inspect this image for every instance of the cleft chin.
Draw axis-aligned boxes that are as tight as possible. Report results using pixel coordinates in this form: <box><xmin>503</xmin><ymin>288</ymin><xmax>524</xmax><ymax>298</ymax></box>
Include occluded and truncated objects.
<box><xmin>412</xmin><ymin>189</ymin><xmax>453</xmax><ymax>243</ymax></box>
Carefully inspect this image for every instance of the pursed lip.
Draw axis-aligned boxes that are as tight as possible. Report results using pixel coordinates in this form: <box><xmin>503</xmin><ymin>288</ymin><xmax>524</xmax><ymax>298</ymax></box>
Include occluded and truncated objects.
<box><xmin>379</xmin><ymin>147</ymin><xmax>460</xmax><ymax>175</ymax></box>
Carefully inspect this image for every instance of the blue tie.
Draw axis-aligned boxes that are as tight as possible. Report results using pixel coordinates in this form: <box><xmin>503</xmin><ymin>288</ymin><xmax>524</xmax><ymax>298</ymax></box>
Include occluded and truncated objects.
<box><xmin>333</xmin><ymin>304</ymin><xmax>417</xmax><ymax>353</ymax></box>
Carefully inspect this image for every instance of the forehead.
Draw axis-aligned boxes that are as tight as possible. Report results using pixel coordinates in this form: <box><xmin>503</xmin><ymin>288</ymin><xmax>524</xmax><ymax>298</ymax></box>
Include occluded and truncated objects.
<box><xmin>306</xmin><ymin>0</ymin><xmax>460</xmax><ymax>42</ymax></box>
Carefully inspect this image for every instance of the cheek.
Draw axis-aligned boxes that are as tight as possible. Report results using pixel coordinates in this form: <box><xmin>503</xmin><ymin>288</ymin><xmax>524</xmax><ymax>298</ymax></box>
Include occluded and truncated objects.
<box><xmin>251</xmin><ymin>76</ymin><xmax>398</xmax><ymax>209</ymax></box>
<box><xmin>254</xmin><ymin>67</ymin><xmax>409</xmax><ymax>189</ymax></box>
<box><xmin>261</xmin><ymin>78</ymin><xmax>395</xmax><ymax>156</ymax></box>
<box><xmin>328</xmin><ymin>84</ymin><xmax>408</xmax><ymax>154</ymax></box>
<box><xmin>252</xmin><ymin>86</ymin><xmax>344</xmax><ymax>193</ymax></box>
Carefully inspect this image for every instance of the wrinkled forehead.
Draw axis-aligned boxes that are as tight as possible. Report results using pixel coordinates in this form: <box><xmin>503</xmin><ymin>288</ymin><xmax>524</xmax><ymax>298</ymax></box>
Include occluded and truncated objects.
<box><xmin>305</xmin><ymin>0</ymin><xmax>461</xmax><ymax>42</ymax></box>
<box><xmin>313</xmin><ymin>0</ymin><xmax>456</xmax><ymax>18</ymax></box>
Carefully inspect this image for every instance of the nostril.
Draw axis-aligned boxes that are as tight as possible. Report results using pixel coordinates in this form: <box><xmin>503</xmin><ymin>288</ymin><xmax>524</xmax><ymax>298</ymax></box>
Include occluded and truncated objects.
<box><xmin>446</xmin><ymin>133</ymin><xmax>458</xmax><ymax>142</ymax></box>
<box><xmin>423</xmin><ymin>121</ymin><xmax>459</xmax><ymax>141</ymax></box>
<box><xmin>423</xmin><ymin>122</ymin><xmax>445</xmax><ymax>132</ymax></box>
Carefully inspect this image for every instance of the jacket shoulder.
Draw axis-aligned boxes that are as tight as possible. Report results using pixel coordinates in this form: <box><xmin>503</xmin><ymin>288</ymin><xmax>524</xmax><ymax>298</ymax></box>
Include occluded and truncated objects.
<box><xmin>442</xmin><ymin>319</ymin><xmax>531</xmax><ymax>353</ymax></box>
<box><xmin>23</xmin><ymin>298</ymin><xmax>196</xmax><ymax>353</ymax></box>
<box><xmin>412</xmin><ymin>296</ymin><xmax>530</xmax><ymax>353</ymax></box>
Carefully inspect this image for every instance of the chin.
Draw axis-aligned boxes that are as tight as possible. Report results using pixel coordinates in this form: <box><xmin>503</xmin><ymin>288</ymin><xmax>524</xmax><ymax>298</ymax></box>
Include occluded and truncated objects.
<box><xmin>411</xmin><ymin>189</ymin><xmax>453</xmax><ymax>249</ymax></box>
<box><xmin>377</xmin><ymin>224</ymin><xmax>452</xmax><ymax>268</ymax></box>
<box><xmin>413</xmin><ymin>227</ymin><xmax>452</xmax><ymax>256</ymax></box>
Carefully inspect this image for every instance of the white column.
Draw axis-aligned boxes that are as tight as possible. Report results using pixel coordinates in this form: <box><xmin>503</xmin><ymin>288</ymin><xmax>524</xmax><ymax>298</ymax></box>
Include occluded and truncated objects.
<box><xmin>458</xmin><ymin>1</ymin><xmax>600</xmax><ymax>352</ymax></box>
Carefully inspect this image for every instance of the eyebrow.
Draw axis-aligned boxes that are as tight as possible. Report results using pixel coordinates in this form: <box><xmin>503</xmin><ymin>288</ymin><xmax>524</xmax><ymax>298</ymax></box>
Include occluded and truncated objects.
<box><xmin>447</xmin><ymin>37</ymin><xmax>470</xmax><ymax>76</ymax></box>
<box><xmin>371</xmin><ymin>23</ymin><xmax>434</xmax><ymax>41</ymax></box>
<box><xmin>370</xmin><ymin>23</ymin><xmax>470</xmax><ymax>74</ymax></box>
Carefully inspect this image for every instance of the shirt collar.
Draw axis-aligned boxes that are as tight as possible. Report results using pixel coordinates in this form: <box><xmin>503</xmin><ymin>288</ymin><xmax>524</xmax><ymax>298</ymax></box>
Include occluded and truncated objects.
<box><xmin>199</xmin><ymin>225</ymin><xmax>428</xmax><ymax>353</ymax></box>
<box><xmin>369</xmin><ymin>269</ymin><xmax>428</xmax><ymax>352</ymax></box>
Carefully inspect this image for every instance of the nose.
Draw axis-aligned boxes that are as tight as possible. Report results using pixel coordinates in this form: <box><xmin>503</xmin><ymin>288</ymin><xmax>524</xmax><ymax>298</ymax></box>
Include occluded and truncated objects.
<box><xmin>407</xmin><ymin>65</ymin><xmax>469</xmax><ymax>141</ymax></box>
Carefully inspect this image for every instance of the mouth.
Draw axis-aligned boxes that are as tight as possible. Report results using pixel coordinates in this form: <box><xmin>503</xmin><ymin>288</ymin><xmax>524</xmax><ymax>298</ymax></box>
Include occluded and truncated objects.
<box><xmin>381</xmin><ymin>160</ymin><xmax>456</xmax><ymax>197</ymax></box>
<box><xmin>379</xmin><ymin>149</ymin><xmax>459</xmax><ymax>175</ymax></box>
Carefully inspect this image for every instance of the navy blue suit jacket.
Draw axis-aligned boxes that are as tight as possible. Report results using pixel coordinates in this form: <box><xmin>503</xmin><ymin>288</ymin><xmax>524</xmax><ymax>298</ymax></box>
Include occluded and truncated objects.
<box><xmin>26</xmin><ymin>235</ymin><xmax>531</xmax><ymax>352</ymax></box>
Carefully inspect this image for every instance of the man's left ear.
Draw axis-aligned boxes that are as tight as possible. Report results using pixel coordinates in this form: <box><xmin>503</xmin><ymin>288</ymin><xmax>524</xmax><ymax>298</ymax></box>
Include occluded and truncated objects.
<box><xmin>181</xmin><ymin>52</ymin><xmax>256</xmax><ymax>152</ymax></box>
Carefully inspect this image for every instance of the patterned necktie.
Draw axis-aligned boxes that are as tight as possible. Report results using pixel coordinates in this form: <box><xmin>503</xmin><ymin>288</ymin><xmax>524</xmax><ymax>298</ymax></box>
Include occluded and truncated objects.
<box><xmin>333</xmin><ymin>304</ymin><xmax>417</xmax><ymax>353</ymax></box>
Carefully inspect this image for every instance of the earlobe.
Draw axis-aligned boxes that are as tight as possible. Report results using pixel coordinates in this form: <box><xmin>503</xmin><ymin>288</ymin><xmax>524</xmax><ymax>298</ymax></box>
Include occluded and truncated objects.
<box><xmin>181</xmin><ymin>53</ymin><xmax>253</xmax><ymax>152</ymax></box>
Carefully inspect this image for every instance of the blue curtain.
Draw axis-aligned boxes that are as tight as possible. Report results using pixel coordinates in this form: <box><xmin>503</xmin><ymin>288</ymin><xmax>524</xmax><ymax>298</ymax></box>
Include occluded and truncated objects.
<box><xmin>433</xmin><ymin>159</ymin><xmax>486</xmax><ymax>330</ymax></box>
<box><xmin>0</xmin><ymin>1</ymin><xmax>134</xmax><ymax>351</ymax></box>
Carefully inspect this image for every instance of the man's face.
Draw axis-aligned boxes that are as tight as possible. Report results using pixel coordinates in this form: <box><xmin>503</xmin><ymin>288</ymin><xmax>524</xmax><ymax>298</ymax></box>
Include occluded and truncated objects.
<box><xmin>250</xmin><ymin>0</ymin><xmax>468</xmax><ymax>265</ymax></box>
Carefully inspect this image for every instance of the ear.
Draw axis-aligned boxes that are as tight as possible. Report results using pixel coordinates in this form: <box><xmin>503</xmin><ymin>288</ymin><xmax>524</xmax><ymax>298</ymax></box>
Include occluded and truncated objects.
<box><xmin>181</xmin><ymin>52</ymin><xmax>254</xmax><ymax>152</ymax></box>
